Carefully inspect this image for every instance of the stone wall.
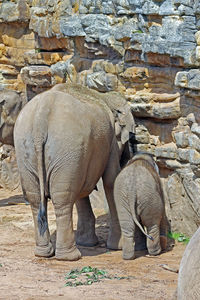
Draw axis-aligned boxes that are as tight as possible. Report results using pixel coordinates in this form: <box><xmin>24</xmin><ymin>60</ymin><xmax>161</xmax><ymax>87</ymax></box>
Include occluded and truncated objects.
<box><xmin>0</xmin><ymin>0</ymin><xmax>200</xmax><ymax>236</ymax></box>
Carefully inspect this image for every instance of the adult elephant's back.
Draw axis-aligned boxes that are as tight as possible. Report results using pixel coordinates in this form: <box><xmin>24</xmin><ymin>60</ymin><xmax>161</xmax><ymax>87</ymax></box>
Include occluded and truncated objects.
<box><xmin>14</xmin><ymin>89</ymin><xmax>115</xmax><ymax>199</ymax></box>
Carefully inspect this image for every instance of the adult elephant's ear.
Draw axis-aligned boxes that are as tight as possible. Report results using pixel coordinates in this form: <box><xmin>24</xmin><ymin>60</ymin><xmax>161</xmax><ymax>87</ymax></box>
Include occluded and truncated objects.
<box><xmin>102</xmin><ymin>91</ymin><xmax>135</xmax><ymax>144</ymax></box>
<box><xmin>117</xmin><ymin>103</ymin><xmax>135</xmax><ymax>145</ymax></box>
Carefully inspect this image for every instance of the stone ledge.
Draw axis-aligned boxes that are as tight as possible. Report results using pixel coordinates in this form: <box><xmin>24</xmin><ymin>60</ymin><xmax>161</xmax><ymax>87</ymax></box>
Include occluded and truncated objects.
<box><xmin>130</xmin><ymin>92</ymin><xmax>181</xmax><ymax>119</ymax></box>
<box><xmin>0</xmin><ymin>0</ymin><xmax>30</xmax><ymax>23</ymax></box>
<box><xmin>20</xmin><ymin>66</ymin><xmax>52</xmax><ymax>87</ymax></box>
<box><xmin>175</xmin><ymin>69</ymin><xmax>200</xmax><ymax>90</ymax></box>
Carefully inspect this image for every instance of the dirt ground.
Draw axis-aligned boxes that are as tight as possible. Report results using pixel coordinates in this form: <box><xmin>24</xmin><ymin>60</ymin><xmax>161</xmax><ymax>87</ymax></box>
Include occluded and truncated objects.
<box><xmin>0</xmin><ymin>189</ymin><xmax>185</xmax><ymax>300</ymax></box>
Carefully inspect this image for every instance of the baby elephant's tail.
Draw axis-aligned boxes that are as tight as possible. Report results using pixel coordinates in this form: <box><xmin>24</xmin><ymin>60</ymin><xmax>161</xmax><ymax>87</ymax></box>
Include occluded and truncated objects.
<box><xmin>130</xmin><ymin>203</ymin><xmax>153</xmax><ymax>241</ymax></box>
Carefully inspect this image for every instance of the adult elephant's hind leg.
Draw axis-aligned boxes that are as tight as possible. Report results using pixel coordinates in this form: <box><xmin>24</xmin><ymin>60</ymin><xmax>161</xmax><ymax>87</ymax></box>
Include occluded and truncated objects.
<box><xmin>102</xmin><ymin>143</ymin><xmax>122</xmax><ymax>250</ymax></box>
<box><xmin>75</xmin><ymin>197</ymin><xmax>98</xmax><ymax>247</ymax></box>
<box><xmin>52</xmin><ymin>191</ymin><xmax>81</xmax><ymax>261</ymax></box>
<box><xmin>27</xmin><ymin>192</ymin><xmax>54</xmax><ymax>258</ymax></box>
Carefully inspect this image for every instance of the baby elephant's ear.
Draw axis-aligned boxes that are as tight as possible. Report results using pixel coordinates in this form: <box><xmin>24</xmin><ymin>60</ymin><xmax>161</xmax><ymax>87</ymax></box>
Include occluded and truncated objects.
<box><xmin>116</xmin><ymin>104</ymin><xmax>135</xmax><ymax>145</ymax></box>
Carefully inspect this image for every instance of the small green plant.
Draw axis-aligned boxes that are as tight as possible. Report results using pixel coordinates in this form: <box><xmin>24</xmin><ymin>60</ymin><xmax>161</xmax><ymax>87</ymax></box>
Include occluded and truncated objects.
<box><xmin>0</xmin><ymin>264</ymin><xmax>2</xmax><ymax>267</ymax></box>
<box><xmin>168</xmin><ymin>232</ymin><xmax>190</xmax><ymax>244</ymax></box>
<box><xmin>35</xmin><ymin>48</ymin><xmax>41</xmax><ymax>53</ymax></box>
<box><xmin>132</xmin><ymin>30</ymin><xmax>143</xmax><ymax>34</ymax></box>
<box><xmin>65</xmin><ymin>266</ymin><xmax>130</xmax><ymax>287</ymax></box>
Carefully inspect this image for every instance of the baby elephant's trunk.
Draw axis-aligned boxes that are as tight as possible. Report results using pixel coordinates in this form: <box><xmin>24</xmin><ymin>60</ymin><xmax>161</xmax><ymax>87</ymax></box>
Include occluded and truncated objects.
<box><xmin>159</xmin><ymin>214</ymin><xmax>168</xmax><ymax>250</ymax></box>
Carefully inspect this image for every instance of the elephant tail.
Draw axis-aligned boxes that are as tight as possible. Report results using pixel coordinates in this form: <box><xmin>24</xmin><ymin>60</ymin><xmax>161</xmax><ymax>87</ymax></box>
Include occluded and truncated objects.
<box><xmin>37</xmin><ymin>145</ymin><xmax>48</xmax><ymax>236</ymax></box>
<box><xmin>34</xmin><ymin>104</ymin><xmax>48</xmax><ymax>236</ymax></box>
<box><xmin>130</xmin><ymin>200</ymin><xmax>154</xmax><ymax>241</ymax></box>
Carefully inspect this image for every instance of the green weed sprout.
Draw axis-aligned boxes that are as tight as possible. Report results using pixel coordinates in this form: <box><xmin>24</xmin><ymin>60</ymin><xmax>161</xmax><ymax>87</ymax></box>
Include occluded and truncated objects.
<box><xmin>168</xmin><ymin>232</ymin><xmax>190</xmax><ymax>244</ymax></box>
<box><xmin>65</xmin><ymin>266</ymin><xmax>130</xmax><ymax>287</ymax></box>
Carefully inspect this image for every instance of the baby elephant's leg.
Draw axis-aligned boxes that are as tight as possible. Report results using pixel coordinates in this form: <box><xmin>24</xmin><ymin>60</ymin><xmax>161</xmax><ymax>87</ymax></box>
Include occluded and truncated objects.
<box><xmin>146</xmin><ymin>223</ymin><xmax>161</xmax><ymax>256</ymax></box>
<box><xmin>116</xmin><ymin>196</ymin><xmax>136</xmax><ymax>259</ymax></box>
<box><xmin>122</xmin><ymin>230</ymin><xmax>136</xmax><ymax>260</ymax></box>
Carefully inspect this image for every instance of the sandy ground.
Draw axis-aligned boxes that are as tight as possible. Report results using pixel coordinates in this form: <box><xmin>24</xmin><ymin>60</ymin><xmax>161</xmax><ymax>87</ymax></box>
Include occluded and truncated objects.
<box><xmin>0</xmin><ymin>189</ymin><xmax>185</xmax><ymax>300</ymax></box>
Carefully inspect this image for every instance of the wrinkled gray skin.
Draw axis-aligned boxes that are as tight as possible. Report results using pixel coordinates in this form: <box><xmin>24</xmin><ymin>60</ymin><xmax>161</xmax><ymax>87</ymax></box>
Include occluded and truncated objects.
<box><xmin>14</xmin><ymin>83</ymin><xmax>135</xmax><ymax>261</ymax></box>
<box><xmin>0</xmin><ymin>90</ymin><xmax>24</xmax><ymax>146</ymax></box>
<box><xmin>177</xmin><ymin>226</ymin><xmax>200</xmax><ymax>300</ymax></box>
<box><xmin>114</xmin><ymin>153</ymin><xmax>167</xmax><ymax>260</ymax></box>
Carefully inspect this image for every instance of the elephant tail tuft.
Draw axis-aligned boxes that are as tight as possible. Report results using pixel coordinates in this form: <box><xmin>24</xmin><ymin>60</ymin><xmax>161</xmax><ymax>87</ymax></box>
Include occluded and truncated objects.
<box><xmin>147</xmin><ymin>234</ymin><xmax>154</xmax><ymax>241</ymax></box>
<box><xmin>38</xmin><ymin>202</ymin><xmax>48</xmax><ymax>236</ymax></box>
<box><xmin>38</xmin><ymin>202</ymin><xmax>47</xmax><ymax>236</ymax></box>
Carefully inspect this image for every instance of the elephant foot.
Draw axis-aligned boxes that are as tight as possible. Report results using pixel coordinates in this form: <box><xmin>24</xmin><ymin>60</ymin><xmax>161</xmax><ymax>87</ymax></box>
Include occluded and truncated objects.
<box><xmin>55</xmin><ymin>245</ymin><xmax>81</xmax><ymax>261</ymax></box>
<box><xmin>148</xmin><ymin>247</ymin><xmax>161</xmax><ymax>256</ymax></box>
<box><xmin>35</xmin><ymin>242</ymin><xmax>55</xmax><ymax>258</ymax></box>
<box><xmin>123</xmin><ymin>250</ymin><xmax>135</xmax><ymax>260</ymax></box>
<box><xmin>76</xmin><ymin>232</ymin><xmax>98</xmax><ymax>247</ymax></box>
<box><xmin>122</xmin><ymin>236</ymin><xmax>135</xmax><ymax>260</ymax></box>
<box><xmin>107</xmin><ymin>227</ymin><xmax>122</xmax><ymax>250</ymax></box>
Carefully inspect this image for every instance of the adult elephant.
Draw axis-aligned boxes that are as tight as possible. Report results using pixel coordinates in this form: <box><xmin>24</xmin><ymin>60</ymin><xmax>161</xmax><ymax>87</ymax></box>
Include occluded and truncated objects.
<box><xmin>177</xmin><ymin>226</ymin><xmax>200</xmax><ymax>300</ymax></box>
<box><xmin>14</xmin><ymin>83</ymin><xmax>135</xmax><ymax>261</ymax></box>
<box><xmin>0</xmin><ymin>90</ymin><xmax>25</xmax><ymax>190</ymax></box>
<box><xmin>0</xmin><ymin>89</ymin><xmax>25</xmax><ymax>145</ymax></box>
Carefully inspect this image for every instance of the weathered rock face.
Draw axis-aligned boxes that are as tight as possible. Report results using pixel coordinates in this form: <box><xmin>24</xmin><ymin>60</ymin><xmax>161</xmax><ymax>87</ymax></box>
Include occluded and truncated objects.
<box><xmin>0</xmin><ymin>0</ymin><xmax>200</xmax><ymax>236</ymax></box>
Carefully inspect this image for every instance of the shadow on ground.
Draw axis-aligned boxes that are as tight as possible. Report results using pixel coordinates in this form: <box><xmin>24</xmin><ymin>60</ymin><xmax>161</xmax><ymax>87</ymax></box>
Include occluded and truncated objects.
<box><xmin>0</xmin><ymin>195</ymin><xmax>173</xmax><ymax>259</ymax></box>
<box><xmin>0</xmin><ymin>194</ymin><xmax>26</xmax><ymax>207</ymax></box>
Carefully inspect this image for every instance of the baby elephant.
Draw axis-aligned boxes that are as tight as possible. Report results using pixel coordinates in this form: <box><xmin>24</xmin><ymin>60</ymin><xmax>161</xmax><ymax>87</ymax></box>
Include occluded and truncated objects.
<box><xmin>114</xmin><ymin>153</ymin><xmax>167</xmax><ymax>260</ymax></box>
